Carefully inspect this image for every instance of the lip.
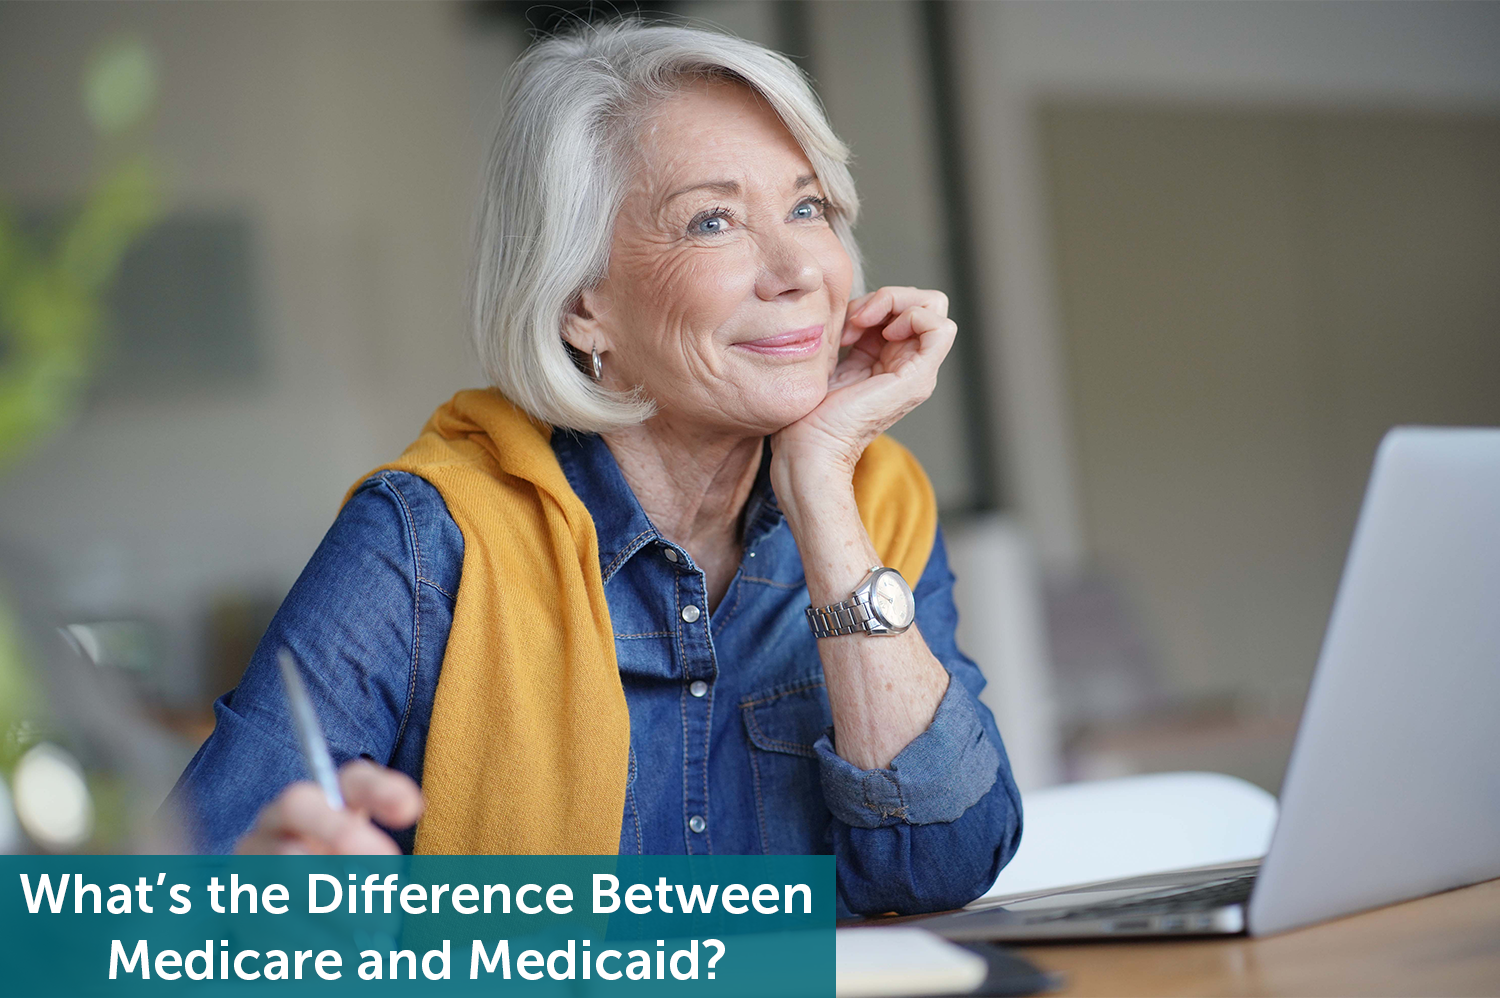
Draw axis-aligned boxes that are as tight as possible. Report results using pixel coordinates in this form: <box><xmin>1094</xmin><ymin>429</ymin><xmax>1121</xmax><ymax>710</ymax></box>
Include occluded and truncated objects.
<box><xmin>732</xmin><ymin>324</ymin><xmax>826</xmax><ymax>357</ymax></box>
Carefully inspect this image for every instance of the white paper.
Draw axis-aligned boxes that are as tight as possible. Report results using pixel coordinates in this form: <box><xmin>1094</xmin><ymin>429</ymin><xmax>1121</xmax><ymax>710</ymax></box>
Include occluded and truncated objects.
<box><xmin>835</xmin><ymin>927</ymin><xmax>988</xmax><ymax>997</ymax></box>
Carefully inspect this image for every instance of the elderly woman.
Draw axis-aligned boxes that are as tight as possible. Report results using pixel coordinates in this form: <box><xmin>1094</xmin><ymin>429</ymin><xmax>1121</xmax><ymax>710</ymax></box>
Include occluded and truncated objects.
<box><xmin>169</xmin><ymin>21</ymin><xmax>1021</xmax><ymax>917</ymax></box>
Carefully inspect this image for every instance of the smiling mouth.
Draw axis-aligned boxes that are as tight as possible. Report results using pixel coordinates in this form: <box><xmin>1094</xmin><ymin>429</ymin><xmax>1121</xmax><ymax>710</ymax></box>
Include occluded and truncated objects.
<box><xmin>733</xmin><ymin>324</ymin><xmax>826</xmax><ymax>357</ymax></box>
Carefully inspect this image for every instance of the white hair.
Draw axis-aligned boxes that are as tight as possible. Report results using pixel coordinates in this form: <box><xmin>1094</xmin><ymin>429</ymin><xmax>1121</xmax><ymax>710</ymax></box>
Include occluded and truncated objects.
<box><xmin>471</xmin><ymin>18</ymin><xmax>865</xmax><ymax>433</ymax></box>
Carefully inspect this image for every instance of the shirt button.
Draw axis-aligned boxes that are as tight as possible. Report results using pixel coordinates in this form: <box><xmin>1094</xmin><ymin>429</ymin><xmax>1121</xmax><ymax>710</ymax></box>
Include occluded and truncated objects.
<box><xmin>681</xmin><ymin>604</ymin><xmax>701</xmax><ymax>623</ymax></box>
<box><xmin>689</xmin><ymin>680</ymin><xmax>708</xmax><ymax>698</ymax></box>
<box><xmin>688</xmin><ymin>815</ymin><xmax>706</xmax><ymax>834</ymax></box>
<box><xmin>663</xmin><ymin>548</ymin><xmax>679</xmax><ymax>563</ymax></box>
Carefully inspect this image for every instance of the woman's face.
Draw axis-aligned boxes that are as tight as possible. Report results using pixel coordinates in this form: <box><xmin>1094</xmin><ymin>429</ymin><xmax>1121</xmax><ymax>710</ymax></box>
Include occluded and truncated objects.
<box><xmin>567</xmin><ymin>77</ymin><xmax>854</xmax><ymax>437</ymax></box>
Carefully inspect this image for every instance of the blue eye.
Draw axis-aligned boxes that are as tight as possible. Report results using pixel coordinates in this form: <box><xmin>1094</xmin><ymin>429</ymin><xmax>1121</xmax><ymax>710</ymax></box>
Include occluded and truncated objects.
<box><xmin>690</xmin><ymin>208</ymin><xmax>733</xmax><ymax>235</ymax></box>
<box><xmin>793</xmin><ymin>196</ymin><xmax>832</xmax><ymax>220</ymax></box>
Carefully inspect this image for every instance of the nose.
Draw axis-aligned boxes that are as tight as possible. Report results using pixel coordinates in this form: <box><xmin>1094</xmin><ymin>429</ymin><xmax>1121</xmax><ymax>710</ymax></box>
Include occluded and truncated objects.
<box><xmin>754</xmin><ymin>227</ymin><xmax>823</xmax><ymax>301</ymax></box>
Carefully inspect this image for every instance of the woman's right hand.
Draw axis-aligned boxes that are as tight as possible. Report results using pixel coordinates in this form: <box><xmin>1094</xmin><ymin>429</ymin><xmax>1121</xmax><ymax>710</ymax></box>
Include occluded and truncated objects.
<box><xmin>236</xmin><ymin>759</ymin><xmax>424</xmax><ymax>855</ymax></box>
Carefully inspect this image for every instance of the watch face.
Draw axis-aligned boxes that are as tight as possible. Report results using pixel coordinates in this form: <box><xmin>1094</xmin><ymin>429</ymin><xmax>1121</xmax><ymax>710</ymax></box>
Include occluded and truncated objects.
<box><xmin>871</xmin><ymin>570</ymin><xmax>914</xmax><ymax>629</ymax></box>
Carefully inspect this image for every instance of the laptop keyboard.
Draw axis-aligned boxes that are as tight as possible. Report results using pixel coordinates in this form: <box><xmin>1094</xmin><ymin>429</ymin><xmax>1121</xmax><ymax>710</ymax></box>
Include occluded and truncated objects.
<box><xmin>1041</xmin><ymin>872</ymin><xmax>1256</xmax><ymax>922</ymax></box>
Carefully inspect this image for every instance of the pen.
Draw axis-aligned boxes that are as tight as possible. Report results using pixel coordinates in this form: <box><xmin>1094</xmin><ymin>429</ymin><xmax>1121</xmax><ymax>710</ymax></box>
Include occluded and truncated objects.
<box><xmin>277</xmin><ymin>647</ymin><xmax>346</xmax><ymax>809</ymax></box>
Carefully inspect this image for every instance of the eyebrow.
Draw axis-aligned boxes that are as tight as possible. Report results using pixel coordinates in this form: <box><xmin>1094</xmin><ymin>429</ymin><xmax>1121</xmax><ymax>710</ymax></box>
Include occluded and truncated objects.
<box><xmin>662</xmin><ymin>173</ymin><xmax>819</xmax><ymax>206</ymax></box>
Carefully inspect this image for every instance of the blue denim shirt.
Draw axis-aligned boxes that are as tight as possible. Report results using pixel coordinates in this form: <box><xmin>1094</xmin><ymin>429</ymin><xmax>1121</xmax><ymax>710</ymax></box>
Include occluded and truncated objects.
<box><xmin>169</xmin><ymin>429</ymin><xmax>1022</xmax><ymax>916</ymax></box>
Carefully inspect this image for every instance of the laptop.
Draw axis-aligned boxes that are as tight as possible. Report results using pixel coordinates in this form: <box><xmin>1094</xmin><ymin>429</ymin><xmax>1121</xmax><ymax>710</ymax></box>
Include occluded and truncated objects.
<box><xmin>917</xmin><ymin>426</ymin><xmax>1500</xmax><ymax>940</ymax></box>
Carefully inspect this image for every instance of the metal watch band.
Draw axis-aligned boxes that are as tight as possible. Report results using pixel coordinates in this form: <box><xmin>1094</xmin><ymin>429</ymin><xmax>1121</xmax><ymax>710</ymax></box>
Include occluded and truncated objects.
<box><xmin>805</xmin><ymin>592</ymin><xmax>879</xmax><ymax>638</ymax></box>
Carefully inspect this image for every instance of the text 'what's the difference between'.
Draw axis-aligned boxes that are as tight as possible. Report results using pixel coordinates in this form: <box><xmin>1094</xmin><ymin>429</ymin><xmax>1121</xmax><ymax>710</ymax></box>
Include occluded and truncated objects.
<box><xmin>20</xmin><ymin>873</ymin><xmax>815</xmax><ymax>916</ymax></box>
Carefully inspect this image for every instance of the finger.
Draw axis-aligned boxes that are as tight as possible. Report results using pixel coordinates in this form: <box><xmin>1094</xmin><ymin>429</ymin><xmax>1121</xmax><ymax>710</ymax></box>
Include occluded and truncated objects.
<box><xmin>877</xmin><ymin>315</ymin><xmax>955</xmax><ymax>384</ymax></box>
<box><xmin>256</xmin><ymin>782</ymin><xmax>346</xmax><ymax>842</ymax></box>
<box><xmin>916</xmin><ymin>314</ymin><xmax>959</xmax><ymax>360</ymax></box>
<box><xmin>236</xmin><ymin>796</ymin><xmax>338</xmax><ymax>856</ymax></box>
<box><xmin>844</xmin><ymin>286</ymin><xmax>911</xmax><ymax>331</ymax></box>
<box><xmin>841</xmin><ymin>289</ymin><xmax>904</xmax><ymax>345</ymax></box>
<box><xmin>849</xmin><ymin>286</ymin><xmax>950</xmax><ymax>328</ymax></box>
<box><xmin>844</xmin><ymin>291</ymin><xmax>878</xmax><ymax>322</ymax></box>
<box><xmin>841</xmin><ymin>294</ymin><xmax>879</xmax><ymax>346</ymax></box>
<box><xmin>828</xmin><ymin>347</ymin><xmax>878</xmax><ymax>390</ymax></box>
<box><xmin>339</xmin><ymin>759</ymin><xmax>425</xmax><ymax>829</ymax></box>
<box><xmin>902</xmin><ymin>315</ymin><xmax>958</xmax><ymax>373</ymax></box>
<box><xmin>240</xmin><ymin>830</ymin><xmax>313</xmax><ymax>856</ymax></box>
<box><xmin>844</xmin><ymin>320</ymin><xmax>890</xmax><ymax>359</ymax></box>
<box><xmin>882</xmin><ymin>304</ymin><xmax>954</xmax><ymax>345</ymax></box>
<box><xmin>258</xmin><ymin>781</ymin><xmax>401</xmax><ymax>855</ymax></box>
<box><xmin>879</xmin><ymin>304</ymin><xmax>931</xmax><ymax>342</ymax></box>
<box><xmin>817</xmin><ymin>361</ymin><xmax>929</xmax><ymax>431</ymax></box>
<box><xmin>325</xmin><ymin>811</ymin><xmax>403</xmax><ymax>855</ymax></box>
<box><xmin>235</xmin><ymin>826</ymin><xmax>286</xmax><ymax>855</ymax></box>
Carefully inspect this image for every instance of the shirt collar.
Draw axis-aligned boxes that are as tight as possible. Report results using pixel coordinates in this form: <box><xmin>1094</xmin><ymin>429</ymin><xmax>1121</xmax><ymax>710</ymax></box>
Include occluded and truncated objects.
<box><xmin>550</xmin><ymin>429</ymin><xmax>782</xmax><ymax>584</ymax></box>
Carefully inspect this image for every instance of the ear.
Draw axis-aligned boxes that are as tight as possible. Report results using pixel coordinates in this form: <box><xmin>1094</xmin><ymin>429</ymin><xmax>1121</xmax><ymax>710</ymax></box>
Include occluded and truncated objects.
<box><xmin>561</xmin><ymin>285</ymin><xmax>611</xmax><ymax>354</ymax></box>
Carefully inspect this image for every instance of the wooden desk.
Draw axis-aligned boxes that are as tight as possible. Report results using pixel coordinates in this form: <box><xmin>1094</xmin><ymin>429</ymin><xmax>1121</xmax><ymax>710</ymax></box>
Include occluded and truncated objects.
<box><xmin>1013</xmin><ymin>877</ymin><xmax>1500</xmax><ymax>997</ymax></box>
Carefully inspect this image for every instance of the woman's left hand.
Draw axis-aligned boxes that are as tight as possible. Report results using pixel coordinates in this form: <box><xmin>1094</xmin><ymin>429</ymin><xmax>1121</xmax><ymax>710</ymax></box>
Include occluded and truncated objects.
<box><xmin>773</xmin><ymin>285</ymin><xmax>958</xmax><ymax>481</ymax></box>
<box><xmin>770</xmin><ymin>287</ymin><xmax>958</xmax><ymax>771</ymax></box>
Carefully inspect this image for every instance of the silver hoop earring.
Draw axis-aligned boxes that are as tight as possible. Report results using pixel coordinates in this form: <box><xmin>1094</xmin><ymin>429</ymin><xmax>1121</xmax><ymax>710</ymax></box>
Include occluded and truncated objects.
<box><xmin>591</xmin><ymin>347</ymin><xmax>603</xmax><ymax>382</ymax></box>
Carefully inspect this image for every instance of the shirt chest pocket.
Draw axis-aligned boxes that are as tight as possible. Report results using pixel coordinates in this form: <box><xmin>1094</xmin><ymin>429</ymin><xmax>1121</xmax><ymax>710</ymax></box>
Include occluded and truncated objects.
<box><xmin>740</xmin><ymin>680</ymin><xmax>834</xmax><ymax>855</ymax></box>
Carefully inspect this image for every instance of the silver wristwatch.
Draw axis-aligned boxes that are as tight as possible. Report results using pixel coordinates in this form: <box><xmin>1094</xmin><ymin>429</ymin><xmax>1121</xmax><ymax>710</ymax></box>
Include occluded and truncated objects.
<box><xmin>806</xmin><ymin>566</ymin><xmax>916</xmax><ymax>638</ymax></box>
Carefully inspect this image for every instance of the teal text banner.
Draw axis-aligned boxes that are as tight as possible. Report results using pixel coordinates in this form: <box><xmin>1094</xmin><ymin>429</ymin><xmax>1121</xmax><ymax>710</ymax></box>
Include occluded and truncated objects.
<box><xmin>2</xmin><ymin>855</ymin><xmax>833</xmax><ymax>996</ymax></box>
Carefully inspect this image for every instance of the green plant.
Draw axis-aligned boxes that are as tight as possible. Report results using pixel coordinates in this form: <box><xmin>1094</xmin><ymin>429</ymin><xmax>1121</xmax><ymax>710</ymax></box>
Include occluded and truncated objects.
<box><xmin>0</xmin><ymin>35</ymin><xmax>164</xmax><ymax>779</ymax></box>
<box><xmin>0</xmin><ymin>36</ymin><xmax>164</xmax><ymax>471</ymax></box>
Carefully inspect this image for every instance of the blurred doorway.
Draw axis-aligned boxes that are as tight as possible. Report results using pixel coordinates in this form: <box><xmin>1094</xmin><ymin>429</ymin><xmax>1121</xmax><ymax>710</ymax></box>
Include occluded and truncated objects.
<box><xmin>1041</xmin><ymin>104</ymin><xmax>1500</xmax><ymax>789</ymax></box>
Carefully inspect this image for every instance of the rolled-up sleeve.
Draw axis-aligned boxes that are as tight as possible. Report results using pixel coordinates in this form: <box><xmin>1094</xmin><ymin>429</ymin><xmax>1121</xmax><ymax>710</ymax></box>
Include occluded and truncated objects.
<box><xmin>815</xmin><ymin>677</ymin><xmax>999</xmax><ymax>827</ymax></box>
<box><xmin>820</xmin><ymin>525</ymin><xmax>1024</xmax><ymax>917</ymax></box>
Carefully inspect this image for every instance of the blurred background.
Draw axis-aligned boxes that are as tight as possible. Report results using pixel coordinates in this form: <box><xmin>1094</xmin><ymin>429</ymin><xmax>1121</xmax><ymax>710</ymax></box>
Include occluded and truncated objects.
<box><xmin>0</xmin><ymin>0</ymin><xmax>1497</xmax><ymax>852</ymax></box>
